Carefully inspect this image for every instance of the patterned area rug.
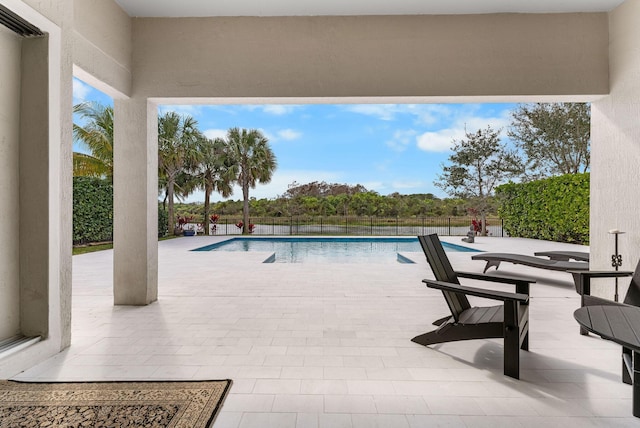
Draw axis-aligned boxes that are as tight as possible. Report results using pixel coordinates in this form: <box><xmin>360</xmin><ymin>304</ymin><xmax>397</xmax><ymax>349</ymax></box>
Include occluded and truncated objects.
<box><xmin>0</xmin><ymin>379</ymin><xmax>231</xmax><ymax>428</ymax></box>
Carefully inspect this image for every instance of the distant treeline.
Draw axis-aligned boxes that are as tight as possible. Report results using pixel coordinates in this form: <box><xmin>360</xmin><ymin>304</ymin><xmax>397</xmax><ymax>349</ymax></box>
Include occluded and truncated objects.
<box><xmin>172</xmin><ymin>181</ymin><xmax>488</xmax><ymax>220</ymax></box>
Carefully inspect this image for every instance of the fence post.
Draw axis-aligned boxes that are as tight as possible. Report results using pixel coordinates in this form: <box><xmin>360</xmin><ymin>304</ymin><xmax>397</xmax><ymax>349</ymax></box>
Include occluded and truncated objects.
<box><xmin>448</xmin><ymin>217</ymin><xmax>451</xmax><ymax>236</ymax></box>
<box><xmin>290</xmin><ymin>216</ymin><xmax>293</xmax><ymax>235</ymax></box>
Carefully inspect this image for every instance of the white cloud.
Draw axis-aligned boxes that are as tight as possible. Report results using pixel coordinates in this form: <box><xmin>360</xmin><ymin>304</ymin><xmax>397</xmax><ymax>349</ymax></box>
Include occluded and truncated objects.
<box><xmin>345</xmin><ymin>104</ymin><xmax>456</xmax><ymax>124</ymax></box>
<box><xmin>259</xmin><ymin>128</ymin><xmax>276</xmax><ymax>142</ymax></box>
<box><xmin>260</xmin><ymin>128</ymin><xmax>302</xmax><ymax>142</ymax></box>
<box><xmin>385</xmin><ymin>129</ymin><xmax>417</xmax><ymax>152</ymax></box>
<box><xmin>415</xmin><ymin>104</ymin><xmax>456</xmax><ymax>126</ymax></box>
<box><xmin>203</xmin><ymin>128</ymin><xmax>227</xmax><ymax>140</ymax></box>
<box><xmin>277</xmin><ymin>129</ymin><xmax>302</xmax><ymax>141</ymax></box>
<box><xmin>263</xmin><ymin>105</ymin><xmax>302</xmax><ymax>115</ymax></box>
<box><xmin>243</xmin><ymin>104</ymin><xmax>303</xmax><ymax>116</ymax></box>
<box><xmin>345</xmin><ymin>104</ymin><xmax>399</xmax><ymax>121</ymax></box>
<box><xmin>416</xmin><ymin>113</ymin><xmax>511</xmax><ymax>153</ymax></box>
<box><xmin>72</xmin><ymin>79</ymin><xmax>91</xmax><ymax>103</ymax></box>
<box><xmin>416</xmin><ymin>129</ymin><xmax>465</xmax><ymax>152</ymax></box>
<box><xmin>159</xmin><ymin>105</ymin><xmax>204</xmax><ymax>117</ymax></box>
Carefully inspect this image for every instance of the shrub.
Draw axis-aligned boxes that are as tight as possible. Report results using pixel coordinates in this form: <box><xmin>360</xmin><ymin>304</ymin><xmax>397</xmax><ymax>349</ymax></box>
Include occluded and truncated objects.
<box><xmin>496</xmin><ymin>173</ymin><xmax>589</xmax><ymax>244</ymax></box>
<box><xmin>158</xmin><ymin>205</ymin><xmax>168</xmax><ymax>238</ymax></box>
<box><xmin>73</xmin><ymin>177</ymin><xmax>113</xmax><ymax>245</ymax></box>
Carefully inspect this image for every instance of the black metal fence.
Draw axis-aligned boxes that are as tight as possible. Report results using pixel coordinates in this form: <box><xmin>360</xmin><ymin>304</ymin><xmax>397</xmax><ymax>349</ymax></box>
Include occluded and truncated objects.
<box><xmin>203</xmin><ymin>216</ymin><xmax>504</xmax><ymax>237</ymax></box>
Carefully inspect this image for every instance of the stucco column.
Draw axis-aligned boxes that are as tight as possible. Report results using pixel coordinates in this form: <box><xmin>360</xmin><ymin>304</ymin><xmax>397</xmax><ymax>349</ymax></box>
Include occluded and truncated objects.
<box><xmin>113</xmin><ymin>99</ymin><xmax>158</xmax><ymax>305</ymax></box>
<box><xmin>590</xmin><ymin>0</ymin><xmax>640</xmax><ymax>299</ymax></box>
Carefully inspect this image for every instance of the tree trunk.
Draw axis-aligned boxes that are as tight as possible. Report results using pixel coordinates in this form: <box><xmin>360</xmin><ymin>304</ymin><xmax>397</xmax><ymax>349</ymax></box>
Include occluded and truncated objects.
<box><xmin>242</xmin><ymin>183</ymin><xmax>250</xmax><ymax>234</ymax></box>
<box><xmin>480</xmin><ymin>211</ymin><xmax>487</xmax><ymax>237</ymax></box>
<box><xmin>203</xmin><ymin>182</ymin><xmax>211</xmax><ymax>235</ymax></box>
<box><xmin>167</xmin><ymin>178</ymin><xmax>176</xmax><ymax>235</ymax></box>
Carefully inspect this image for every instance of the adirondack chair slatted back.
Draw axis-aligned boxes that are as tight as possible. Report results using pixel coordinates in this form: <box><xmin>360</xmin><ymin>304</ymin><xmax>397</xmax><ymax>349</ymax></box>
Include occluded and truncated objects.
<box><xmin>623</xmin><ymin>260</ymin><xmax>640</xmax><ymax>307</ymax></box>
<box><xmin>418</xmin><ymin>235</ymin><xmax>472</xmax><ymax>320</ymax></box>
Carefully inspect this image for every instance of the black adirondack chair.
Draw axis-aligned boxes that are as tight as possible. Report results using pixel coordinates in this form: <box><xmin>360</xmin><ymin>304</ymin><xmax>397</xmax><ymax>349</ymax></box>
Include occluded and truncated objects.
<box><xmin>412</xmin><ymin>234</ymin><xmax>534</xmax><ymax>379</ymax></box>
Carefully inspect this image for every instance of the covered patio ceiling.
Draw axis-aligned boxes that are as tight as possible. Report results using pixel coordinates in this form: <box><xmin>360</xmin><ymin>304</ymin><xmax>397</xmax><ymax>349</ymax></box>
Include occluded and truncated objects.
<box><xmin>114</xmin><ymin>0</ymin><xmax>626</xmax><ymax>17</ymax></box>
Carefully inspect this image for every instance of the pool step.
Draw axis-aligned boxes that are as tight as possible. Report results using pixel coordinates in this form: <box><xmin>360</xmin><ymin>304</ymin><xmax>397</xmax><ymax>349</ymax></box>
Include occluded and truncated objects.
<box><xmin>397</xmin><ymin>253</ymin><xmax>416</xmax><ymax>264</ymax></box>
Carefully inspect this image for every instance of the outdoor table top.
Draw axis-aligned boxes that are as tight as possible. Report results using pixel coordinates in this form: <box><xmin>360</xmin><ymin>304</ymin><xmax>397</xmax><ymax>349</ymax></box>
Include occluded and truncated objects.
<box><xmin>574</xmin><ymin>305</ymin><xmax>640</xmax><ymax>351</ymax></box>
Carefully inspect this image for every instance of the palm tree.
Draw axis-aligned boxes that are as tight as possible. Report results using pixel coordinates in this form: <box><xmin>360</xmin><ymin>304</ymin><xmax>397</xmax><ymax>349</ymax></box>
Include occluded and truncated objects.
<box><xmin>193</xmin><ymin>137</ymin><xmax>234</xmax><ymax>235</ymax></box>
<box><xmin>158</xmin><ymin>111</ymin><xmax>202</xmax><ymax>235</ymax></box>
<box><xmin>72</xmin><ymin>102</ymin><xmax>114</xmax><ymax>180</ymax></box>
<box><xmin>226</xmin><ymin>128</ymin><xmax>277</xmax><ymax>234</ymax></box>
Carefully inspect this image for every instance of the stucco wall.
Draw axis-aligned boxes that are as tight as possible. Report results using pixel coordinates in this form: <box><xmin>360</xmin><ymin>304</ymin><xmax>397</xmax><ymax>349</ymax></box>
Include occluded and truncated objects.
<box><xmin>131</xmin><ymin>13</ymin><xmax>609</xmax><ymax>99</ymax></box>
<box><xmin>0</xmin><ymin>0</ymin><xmax>71</xmax><ymax>378</ymax></box>
<box><xmin>590</xmin><ymin>0</ymin><xmax>640</xmax><ymax>298</ymax></box>
<box><xmin>73</xmin><ymin>0</ymin><xmax>132</xmax><ymax>97</ymax></box>
<box><xmin>0</xmin><ymin>26</ymin><xmax>22</xmax><ymax>340</ymax></box>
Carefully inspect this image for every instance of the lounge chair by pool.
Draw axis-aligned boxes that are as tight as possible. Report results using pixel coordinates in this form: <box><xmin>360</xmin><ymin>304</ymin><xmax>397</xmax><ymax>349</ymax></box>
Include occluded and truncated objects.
<box><xmin>472</xmin><ymin>253</ymin><xmax>589</xmax><ymax>274</ymax></box>
<box><xmin>534</xmin><ymin>251</ymin><xmax>589</xmax><ymax>262</ymax></box>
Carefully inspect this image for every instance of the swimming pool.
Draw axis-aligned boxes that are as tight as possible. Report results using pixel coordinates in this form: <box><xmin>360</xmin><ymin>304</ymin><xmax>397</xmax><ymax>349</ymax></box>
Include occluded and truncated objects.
<box><xmin>192</xmin><ymin>237</ymin><xmax>477</xmax><ymax>263</ymax></box>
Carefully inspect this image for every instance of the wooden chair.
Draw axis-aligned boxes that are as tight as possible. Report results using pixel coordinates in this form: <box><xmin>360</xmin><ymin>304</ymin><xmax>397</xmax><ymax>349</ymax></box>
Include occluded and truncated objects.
<box><xmin>472</xmin><ymin>252</ymin><xmax>589</xmax><ymax>274</ymax></box>
<box><xmin>412</xmin><ymin>234</ymin><xmax>534</xmax><ymax>379</ymax></box>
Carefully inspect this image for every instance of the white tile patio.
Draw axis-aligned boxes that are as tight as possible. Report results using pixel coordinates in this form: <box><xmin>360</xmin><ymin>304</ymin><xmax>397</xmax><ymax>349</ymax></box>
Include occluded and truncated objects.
<box><xmin>13</xmin><ymin>235</ymin><xmax>638</xmax><ymax>427</ymax></box>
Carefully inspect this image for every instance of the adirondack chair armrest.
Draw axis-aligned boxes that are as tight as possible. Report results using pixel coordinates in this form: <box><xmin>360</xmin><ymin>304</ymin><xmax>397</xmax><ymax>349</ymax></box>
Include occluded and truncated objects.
<box><xmin>456</xmin><ymin>271</ymin><xmax>536</xmax><ymax>285</ymax></box>
<box><xmin>455</xmin><ymin>270</ymin><xmax>534</xmax><ymax>295</ymax></box>
<box><xmin>569</xmin><ymin>270</ymin><xmax>634</xmax><ymax>296</ymax></box>
<box><xmin>568</xmin><ymin>270</ymin><xmax>634</xmax><ymax>279</ymax></box>
<box><xmin>422</xmin><ymin>279</ymin><xmax>529</xmax><ymax>303</ymax></box>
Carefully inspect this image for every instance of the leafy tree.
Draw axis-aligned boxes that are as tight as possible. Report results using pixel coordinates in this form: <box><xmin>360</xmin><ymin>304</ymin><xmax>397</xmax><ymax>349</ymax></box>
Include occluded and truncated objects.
<box><xmin>349</xmin><ymin>191</ymin><xmax>383</xmax><ymax>216</ymax></box>
<box><xmin>435</xmin><ymin>126</ymin><xmax>523</xmax><ymax>235</ymax></box>
<box><xmin>158</xmin><ymin>112</ymin><xmax>202</xmax><ymax>235</ymax></box>
<box><xmin>508</xmin><ymin>103</ymin><xmax>590</xmax><ymax>178</ymax></box>
<box><xmin>283</xmin><ymin>181</ymin><xmax>367</xmax><ymax>198</ymax></box>
<box><xmin>192</xmin><ymin>137</ymin><xmax>234</xmax><ymax>235</ymax></box>
<box><xmin>226</xmin><ymin>128</ymin><xmax>277</xmax><ymax>234</ymax></box>
<box><xmin>72</xmin><ymin>102</ymin><xmax>114</xmax><ymax>180</ymax></box>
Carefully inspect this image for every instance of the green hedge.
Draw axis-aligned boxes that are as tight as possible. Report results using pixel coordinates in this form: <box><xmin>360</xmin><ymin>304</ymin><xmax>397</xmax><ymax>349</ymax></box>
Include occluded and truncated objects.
<box><xmin>496</xmin><ymin>173</ymin><xmax>589</xmax><ymax>244</ymax></box>
<box><xmin>158</xmin><ymin>206</ymin><xmax>168</xmax><ymax>238</ymax></box>
<box><xmin>73</xmin><ymin>177</ymin><xmax>113</xmax><ymax>245</ymax></box>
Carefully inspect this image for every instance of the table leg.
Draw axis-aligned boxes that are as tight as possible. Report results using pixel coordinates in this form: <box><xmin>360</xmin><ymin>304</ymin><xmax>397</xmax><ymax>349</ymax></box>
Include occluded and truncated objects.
<box><xmin>623</xmin><ymin>347</ymin><xmax>632</xmax><ymax>385</ymax></box>
<box><xmin>634</xmin><ymin>350</ymin><xmax>640</xmax><ymax>417</ymax></box>
<box><xmin>575</xmin><ymin>273</ymin><xmax>589</xmax><ymax>336</ymax></box>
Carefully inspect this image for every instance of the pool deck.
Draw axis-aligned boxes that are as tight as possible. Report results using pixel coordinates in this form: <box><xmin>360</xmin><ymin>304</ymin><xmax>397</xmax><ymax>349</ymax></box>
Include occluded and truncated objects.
<box><xmin>15</xmin><ymin>235</ymin><xmax>638</xmax><ymax>427</ymax></box>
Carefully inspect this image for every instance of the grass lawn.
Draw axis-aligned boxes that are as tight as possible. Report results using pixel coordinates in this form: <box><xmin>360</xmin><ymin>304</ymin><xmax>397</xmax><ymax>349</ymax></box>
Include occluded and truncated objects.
<box><xmin>73</xmin><ymin>236</ymin><xmax>179</xmax><ymax>255</ymax></box>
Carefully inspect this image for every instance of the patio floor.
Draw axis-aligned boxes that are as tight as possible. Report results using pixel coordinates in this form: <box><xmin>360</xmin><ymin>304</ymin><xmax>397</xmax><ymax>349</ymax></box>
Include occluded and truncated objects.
<box><xmin>14</xmin><ymin>235</ymin><xmax>638</xmax><ymax>427</ymax></box>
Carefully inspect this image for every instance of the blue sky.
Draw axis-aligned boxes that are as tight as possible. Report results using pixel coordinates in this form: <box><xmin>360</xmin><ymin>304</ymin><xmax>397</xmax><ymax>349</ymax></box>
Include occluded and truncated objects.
<box><xmin>73</xmin><ymin>77</ymin><xmax>518</xmax><ymax>202</ymax></box>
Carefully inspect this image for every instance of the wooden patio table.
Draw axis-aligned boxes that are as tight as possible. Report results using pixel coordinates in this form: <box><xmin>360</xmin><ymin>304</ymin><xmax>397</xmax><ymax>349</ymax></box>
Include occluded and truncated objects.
<box><xmin>574</xmin><ymin>305</ymin><xmax>640</xmax><ymax>417</ymax></box>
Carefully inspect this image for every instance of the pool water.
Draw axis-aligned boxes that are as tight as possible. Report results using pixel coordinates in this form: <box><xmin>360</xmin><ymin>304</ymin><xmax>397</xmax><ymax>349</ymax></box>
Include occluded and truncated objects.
<box><xmin>192</xmin><ymin>237</ymin><xmax>477</xmax><ymax>263</ymax></box>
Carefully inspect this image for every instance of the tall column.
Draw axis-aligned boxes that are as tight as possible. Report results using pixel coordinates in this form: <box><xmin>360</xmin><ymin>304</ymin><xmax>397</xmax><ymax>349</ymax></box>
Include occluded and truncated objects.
<box><xmin>113</xmin><ymin>98</ymin><xmax>158</xmax><ymax>305</ymax></box>
<box><xmin>590</xmin><ymin>0</ymin><xmax>640</xmax><ymax>298</ymax></box>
